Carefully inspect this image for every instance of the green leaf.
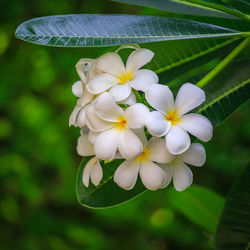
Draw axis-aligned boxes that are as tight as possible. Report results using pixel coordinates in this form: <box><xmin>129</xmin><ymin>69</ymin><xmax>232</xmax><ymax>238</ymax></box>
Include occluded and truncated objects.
<box><xmin>76</xmin><ymin>157</ymin><xmax>146</xmax><ymax>208</ymax></box>
<box><xmin>144</xmin><ymin>37</ymin><xmax>239</xmax><ymax>74</ymax></box>
<box><xmin>113</xmin><ymin>0</ymin><xmax>235</xmax><ymax>18</ymax></box>
<box><xmin>179</xmin><ymin>0</ymin><xmax>250</xmax><ymax>21</ymax></box>
<box><xmin>197</xmin><ymin>58</ymin><xmax>250</xmax><ymax>127</ymax></box>
<box><xmin>154</xmin><ymin>38</ymin><xmax>241</xmax><ymax>89</ymax></box>
<box><xmin>167</xmin><ymin>185</ymin><xmax>225</xmax><ymax>233</ymax></box>
<box><xmin>216</xmin><ymin>165</ymin><xmax>250</xmax><ymax>250</ymax></box>
<box><xmin>15</xmin><ymin>14</ymin><xmax>241</xmax><ymax>47</ymax></box>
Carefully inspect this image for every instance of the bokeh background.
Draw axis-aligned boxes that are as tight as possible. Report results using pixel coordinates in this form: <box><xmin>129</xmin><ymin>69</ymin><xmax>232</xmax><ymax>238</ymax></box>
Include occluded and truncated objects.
<box><xmin>0</xmin><ymin>0</ymin><xmax>249</xmax><ymax>249</ymax></box>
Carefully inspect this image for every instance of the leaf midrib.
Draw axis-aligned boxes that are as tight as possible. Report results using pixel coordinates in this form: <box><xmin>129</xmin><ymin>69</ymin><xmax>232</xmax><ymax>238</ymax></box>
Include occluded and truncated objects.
<box><xmin>17</xmin><ymin>33</ymin><xmax>241</xmax><ymax>39</ymax></box>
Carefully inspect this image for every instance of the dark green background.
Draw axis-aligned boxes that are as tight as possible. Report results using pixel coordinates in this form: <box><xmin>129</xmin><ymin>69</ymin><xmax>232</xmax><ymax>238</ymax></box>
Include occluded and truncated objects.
<box><xmin>0</xmin><ymin>0</ymin><xmax>249</xmax><ymax>249</ymax></box>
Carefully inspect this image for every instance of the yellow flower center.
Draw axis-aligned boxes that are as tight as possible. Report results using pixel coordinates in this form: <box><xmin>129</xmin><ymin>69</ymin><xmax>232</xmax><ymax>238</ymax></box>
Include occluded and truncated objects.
<box><xmin>119</xmin><ymin>71</ymin><xmax>133</xmax><ymax>84</ymax></box>
<box><xmin>166</xmin><ymin>109</ymin><xmax>181</xmax><ymax>126</ymax></box>
<box><xmin>136</xmin><ymin>148</ymin><xmax>149</xmax><ymax>162</ymax></box>
<box><xmin>116</xmin><ymin>117</ymin><xmax>127</xmax><ymax>130</ymax></box>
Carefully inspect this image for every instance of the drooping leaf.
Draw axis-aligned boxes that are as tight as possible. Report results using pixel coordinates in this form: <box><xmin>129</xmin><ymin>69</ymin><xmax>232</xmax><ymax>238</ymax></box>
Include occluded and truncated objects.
<box><xmin>76</xmin><ymin>157</ymin><xmax>146</xmax><ymax>208</ymax></box>
<box><xmin>216</xmin><ymin>165</ymin><xmax>250</xmax><ymax>250</ymax></box>
<box><xmin>113</xmin><ymin>0</ymin><xmax>235</xmax><ymax>18</ymax></box>
<box><xmin>15</xmin><ymin>14</ymin><xmax>241</xmax><ymax>47</ymax></box>
<box><xmin>197</xmin><ymin>58</ymin><xmax>250</xmax><ymax>127</ymax></box>
<box><xmin>167</xmin><ymin>185</ymin><xmax>225</xmax><ymax>233</ymax></box>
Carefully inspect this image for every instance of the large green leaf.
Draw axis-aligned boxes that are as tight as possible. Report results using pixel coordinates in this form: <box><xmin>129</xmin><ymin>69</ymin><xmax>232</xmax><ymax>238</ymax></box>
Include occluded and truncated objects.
<box><xmin>76</xmin><ymin>157</ymin><xmax>146</xmax><ymax>208</ymax></box>
<box><xmin>198</xmin><ymin>58</ymin><xmax>250</xmax><ymax>127</ymax></box>
<box><xmin>167</xmin><ymin>185</ymin><xmax>225</xmax><ymax>233</ymax></box>
<box><xmin>113</xmin><ymin>0</ymin><xmax>235</xmax><ymax>18</ymax></box>
<box><xmin>144</xmin><ymin>37</ymin><xmax>239</xmax><ymax>74</ymax></box>
<box><xmin>216</xmin><ymin>165</ymin><xmax>250</xmax><ymax>250</ymax></box>
<box><xmin>15</xmin><ymin>14</ymin><xmax>241</xmax><ymax>47</ymax></box>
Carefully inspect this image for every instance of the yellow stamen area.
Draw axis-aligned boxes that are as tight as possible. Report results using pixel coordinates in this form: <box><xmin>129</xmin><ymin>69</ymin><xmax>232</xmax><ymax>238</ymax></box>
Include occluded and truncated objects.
<box><xmin>119</xmin><ymin>71</ymin><xmax>133</xmax><ymax>84</ymax></box>
<box><xmin>115</xmin><ymin>117</ymin><xmax>127</xmax><ymax>130</ymax></box>
<box><xmin>136</xmin><ymin>148</ymin><xmax>149</xmax><ymax>162</ymax></box>
<box><xmin>166</xmin><ymin>109</ymin><xmax>181</xmax><ymax>126</ymax></box>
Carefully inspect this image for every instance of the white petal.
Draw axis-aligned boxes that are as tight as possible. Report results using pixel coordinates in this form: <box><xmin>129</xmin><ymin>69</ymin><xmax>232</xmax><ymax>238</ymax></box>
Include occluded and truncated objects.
<box><xmin>109</xmin><ymin>83</ymin><xmax>131</xmax><ymax>101</ymax></box>
<box><xmin>87</xmin><ymin>60</ymin><xmax>103</xmax><ymax>81</ymax></box>
<box><xmin>126</xmin><ymin>48</ymin><xmax>154</xmax><ymax>72</ymax></box>
<box><xmin>77</xmin><ymin>135</ymin><xmax>94</xmax><ymax>156</ymax></box>
<box><xmin>82</xmin><ymin>157</ymin><xmax>98</xmax><ymax>187</ymax></box>
<box><xmin>95</xmin><ymin>92</ymin><xmax>124</xmax><ymax>122</ymax></box>
<box><xmin>94</xmin><ymin>128</ymin><xmax>120</xmax><ymax>161</ymax></box>
<box><xmin>86</xmin><ymin>73</ymin><xmax>119</xmax><ymax>95</ymax></box>
<box><xmin>145</xmin><ymin>84</ymin><xmax>174</xmax><ymax>114</ymax></box>
<box><xmin>72</xmin><ymin>81</ymin><xmax>83</xmax><ymax>97</ymax></box>
<box><xmin>118</xmin><ymin>92</ymin><xmax>136</xmax><ymax>105</ymax></box>
<box><xmin>90</xmin><ymin>160</ymin><xmax>103</xmax><ymax>186</ymax></box>
<box><xmin>77</xmin><ymin>106</ymin><xmax>88</xmax><ymax>127</ymax></box>
<box><xmin>125</xmin><ymin>103</ymin><xmax>149</xmax><ymax>129</ymax></box>
<box><xmin>86</xmin><ymin>104</ymin><xmax>113</xmax><ymax>132</ymax></box>
<box><xmin>148</xmin><ymin>137</ymin><xmax>175</xmax><ymax>164</ymax></box>
<box><xmin>166</xmin><ymin>126</ymin><xmax>190</xmax><ymax>155</ymax></box>
<box><xmin>69</xmin><ymin>105</ymin><xmax>82</xmax><ymax>127</ymax></box>
<box><xmin>77</xmin><ymin>88</ymin><xmax>94</xmax><ymax>107</ymax></box>
<box><xmin>88</xmin><ymin>130</ymin><xmax>99</xmax><ymax>144</ymax></box>
<box><xmin>118</xmin><ymin>129</ymin><xmax>143</xmax><ymax>160</ymax></box>
<box><xmin>173</xmin><ymin>162</ymin><xmax>193</xmax><ymax>191</ymax></box>
<box><xmin>76</xmin><ymin>58</ymin><xmax>93</xmax><ymax>83</ymax></box>
<box><xmin>145</xmin><ymin>111</ymin><xmax>170</xmax><ymax>137</ymax></box>
<box><xmin>181</xmin><ymin>143</ymin><xmax>206</xmax><ymax>167</ymax></box>
<box><xmin>139</xmin><ymin>161</ymin><xmax>166</xmax><ymax>191</ymax></box>
<box><xmin>158</xmin><ymin>164</ymin><xmax>173</xmax><ymax>189</ymax></box>
<box><xmin>130</xmin><ymin>69</ymin><xmax>158</xmax><ymax>92</ymax></box>
<box><xmin>175</xmin><ymin>83</ymin><xmax>205</xmax><ymax>115</ymax></box>
<box><xmin>133</xmin><ymin>128</ymin><xmax>148</xmax><ymax>147</ymax></box>
<box><xmin>97</xmin><ymin>52</ymin><xmax>125</xmax><ymax>76</ymax></box>
<box><xmin>114</xmin><ymin>160</ymin><xmax>140</xmax><ymax>190</ymax></box>
<box><xmin>179</xmin><ymin>114</ymin><xmax>213</xmax><ymax>142</ymax></box>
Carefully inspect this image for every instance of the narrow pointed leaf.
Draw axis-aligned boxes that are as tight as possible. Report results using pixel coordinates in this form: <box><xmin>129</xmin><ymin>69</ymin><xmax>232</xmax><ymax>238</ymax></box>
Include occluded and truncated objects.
<box><xmin>197</xmin><ymin>58</ymin><xmax>250</xmax><ymax>127</ymax></box>
<box><xmin>144</xmin><ymin>37</ymin><xmax>239</xmax><ymax>74</ymax></box>
<box><xmin>216</xmin><ymin>165</ymin><xmax>250</xmax><ymax>250</ymax></box>
<box><xmin>113</xmin><ymin>0</ymin><xmax>235</xmax><ymax>18</ymax></box>
<box><xmin>15</xmin><ymin>14</ymin><xmax>241</xmax><ymax>47</ymax></box>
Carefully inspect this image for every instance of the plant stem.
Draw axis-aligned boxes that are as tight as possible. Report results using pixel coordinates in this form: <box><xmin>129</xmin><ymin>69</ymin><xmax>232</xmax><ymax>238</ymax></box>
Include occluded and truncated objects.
<box><xmin>196</xmin><ymin>37</ymin><xmax>250</xmax><ymax>88</ymax></box>
<box><xmin>132</xmin><ymin>89</ymin><xmax>143</xmax><ymax>103</ymax></box>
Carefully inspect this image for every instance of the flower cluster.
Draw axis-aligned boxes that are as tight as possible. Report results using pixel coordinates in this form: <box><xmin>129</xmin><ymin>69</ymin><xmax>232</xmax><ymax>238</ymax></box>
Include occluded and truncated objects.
<box><xmin>70</xmin><ymin>46</ymin><xmax>213</xmax><ymax>192</ymax></box>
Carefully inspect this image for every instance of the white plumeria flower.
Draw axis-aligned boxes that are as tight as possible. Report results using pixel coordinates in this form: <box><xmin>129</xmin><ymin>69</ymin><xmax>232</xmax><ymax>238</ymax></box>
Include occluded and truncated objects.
<box><xmin>160</xmin><ymin>143</ymin><xmax>206</xmax><ymax>191</ymax></box>
<box><xmin>114</xmin><ymin>130</ymin><xmax>175</xmax><ymax>191</ymax></box>
<box><xmin>70</xmin><ymin>57</ymin><xmax>137</xmax><ymax>127</ymax></box>
<box><xmin>69</xmin><ymin>80</ymin><xmax>94</xmax><ymax>127</ymax></box>
<box><xmin>86</xmin><ymin>48</ymin><xmax>158</xmax><ymax>102</ymax></box>
<box><xmin>145</xmin><ymin>83</ymin><xmax>213</xmax><ymax>155</ymax></box>
<box><xmin>77</xmin><ymin>132</ymin><xmax>103</xmax><ymax>187</ymax></box>
<box><xmin>69</xmin><ymin>58</ymin><xmax>97</xmax><ymax>127</ymax></box>
<box><xmin>87</xmin><ymin>92</ymin><xmax>149</xmax><ymax>161</ymax></box>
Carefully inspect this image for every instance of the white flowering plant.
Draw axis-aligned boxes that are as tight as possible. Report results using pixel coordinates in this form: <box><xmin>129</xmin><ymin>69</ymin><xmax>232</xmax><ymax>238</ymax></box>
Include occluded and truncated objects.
<box><xmin>16</xmin><ymin>1</ymin><xmax>250</xmax><ymax>248</ymax></box>
<box><xmin>70</xmin><ymin>45</ymin><xmax>213</xmax><ymax>194</ymax></box>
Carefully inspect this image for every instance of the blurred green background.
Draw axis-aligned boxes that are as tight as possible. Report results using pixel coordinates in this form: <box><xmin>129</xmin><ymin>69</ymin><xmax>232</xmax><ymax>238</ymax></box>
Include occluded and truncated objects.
<box><xmin>0</xmin><ymin>0</ymin><xmax>249</xmax><ymax>249</ymax></box>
